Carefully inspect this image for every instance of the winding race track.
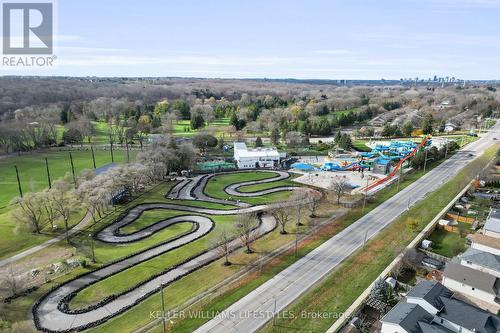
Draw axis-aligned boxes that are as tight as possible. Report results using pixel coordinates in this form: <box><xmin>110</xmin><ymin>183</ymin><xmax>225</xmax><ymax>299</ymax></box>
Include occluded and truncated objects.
<box><xmin>32</xmin><ymin>171</ymin><xmax>302</xmax><ymax>332</ymax></box>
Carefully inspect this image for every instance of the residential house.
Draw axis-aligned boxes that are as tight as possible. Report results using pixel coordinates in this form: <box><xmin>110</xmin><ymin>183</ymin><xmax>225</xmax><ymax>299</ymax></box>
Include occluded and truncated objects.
<box><xmin>444</xmin><ymin>123</ymin><xmax>458</xmax><ymax>133</ymax></box>
<box><xmin>442</xmin><ymin>262</ymin><xmax>499</xmax><ymax>308</ymax></box>
<box><xmin>484</xmin><ymin>209</ymin><xmax>500</xmax><ymax>239</ymax></box>
<box><xmin>467</xmin><ymin>233</ymin><xmax>500</xmax><ymax>256</ymax></box>
<box><xmin>458</xmin><ymin>248</ymin><xmax>500</xmax><ymax>278</ymax></box>
<box><xmin>381</xmin><ymin>281</ymin><xmax>500</xmax><ymax>333</ymax></box>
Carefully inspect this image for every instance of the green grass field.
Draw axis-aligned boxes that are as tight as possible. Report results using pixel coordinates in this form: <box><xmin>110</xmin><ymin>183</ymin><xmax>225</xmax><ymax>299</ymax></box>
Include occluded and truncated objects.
<box><xmin>156</xmin><ymin>147</ymin><xmax>495</xmax><ymax>333</ymax></box>
<box><xmin>172</xmin><ymin>118</ymin><xmax>230</xmax><ymax>137</ymax></box>
<box><xmin>428</xmin><ymin>229</ymin><xmax>467</xmax><ymax>257</ymax></box>
<box><xmin>0</xmin><ymin>149</ymin><xmax>135</xmax><ymax>260</ymax></box>
<box><xmin>204</xmin><ymin>171</ymin><xmax>296</xmax><ymax>205</ymax></box>
<box><xmin>0</xmin><ymin>149</ymin><xmax>134</xmax><ymax>210</ymax></box>
<box><xmin>1</xmin><ymin>170</ymin><xmax>301</xmax><ymax>332</ymax></box>
<box><xmin>352</xmin><ymin>140</ymin><xmax>371</xmax><ymax>152</ymax></box>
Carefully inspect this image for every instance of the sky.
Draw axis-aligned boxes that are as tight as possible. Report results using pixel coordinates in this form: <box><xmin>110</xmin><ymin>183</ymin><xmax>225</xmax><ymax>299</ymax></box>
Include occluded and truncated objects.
<box><xmin>2</xmin><ymin>0</ymin><xmax>500</xmax><ymax>79</ymax></box>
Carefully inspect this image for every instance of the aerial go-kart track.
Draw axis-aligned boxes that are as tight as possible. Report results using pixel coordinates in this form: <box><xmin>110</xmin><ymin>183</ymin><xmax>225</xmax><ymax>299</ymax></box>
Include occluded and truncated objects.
<box><xmin>33</xmin><ymin>170</ymin><xmax>311</xmax><ymax>332</ymax></box>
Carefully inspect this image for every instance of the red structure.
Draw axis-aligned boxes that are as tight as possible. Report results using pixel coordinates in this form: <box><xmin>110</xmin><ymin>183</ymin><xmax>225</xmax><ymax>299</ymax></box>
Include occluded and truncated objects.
<box><xmin>363</xmin><ymin>136</ymin><xmax>430</xmax><ymax>192</ymax></box>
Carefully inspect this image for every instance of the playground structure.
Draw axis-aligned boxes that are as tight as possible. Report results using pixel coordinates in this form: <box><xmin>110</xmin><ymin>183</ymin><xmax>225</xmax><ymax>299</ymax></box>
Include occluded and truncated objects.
<box><xmin>362</xmin><ymin>136</ymin><xmax>430</xmax><ymax>192</ymax></box>
<box><xmin>291</xmin><ymin>136</ymin><xmax>431</xmax><ymax>193</ymax></box>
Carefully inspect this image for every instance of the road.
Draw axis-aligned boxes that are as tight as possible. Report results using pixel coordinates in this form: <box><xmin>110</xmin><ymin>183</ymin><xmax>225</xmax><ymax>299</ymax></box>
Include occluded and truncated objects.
<box><xmin>195</xmin><ymin>126</ymin><xmax>500</xmax><ymax>333</ymax></box>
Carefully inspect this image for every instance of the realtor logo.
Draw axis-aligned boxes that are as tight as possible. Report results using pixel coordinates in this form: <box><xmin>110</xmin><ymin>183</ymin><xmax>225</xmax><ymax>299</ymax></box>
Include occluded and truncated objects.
<box><xmin>2</xmin><ymin>2</ymin><xmax>53</xmax><ymax>54</ymax></box>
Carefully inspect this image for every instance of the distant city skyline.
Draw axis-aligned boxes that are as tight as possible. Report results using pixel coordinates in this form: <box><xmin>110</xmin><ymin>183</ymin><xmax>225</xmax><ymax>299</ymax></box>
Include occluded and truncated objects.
<box><xmin>1</xmin><ymin>0</ymin><xmax>500</xmax><ymax>79</ymax></box>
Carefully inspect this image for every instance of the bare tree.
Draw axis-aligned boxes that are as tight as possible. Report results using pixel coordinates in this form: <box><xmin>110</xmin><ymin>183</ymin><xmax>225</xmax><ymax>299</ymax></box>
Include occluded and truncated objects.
<box><xmin>236</xmin><ymin>213</ymin><xmax>258</xmax><ymax>254</ymax></box>
<box><xmin>2</xmin><ymin>266</ymin><xmax>26</xmax><ymax>298</ymax></box>
<box><xmin>51</xmin><ymin>179</ymin><xmax>78</xmax><ymax>243</ymax></box>
<box><xmin>11</xmin><ymin>192</ymin><xmax>45</xmax><ymax>234</ymax></box>
<box><xmin>40</xmin><ymin>190</ymin><xmax>59</xmax><ymax>230</ymax></box>
<box><xmin>305</xmin><ymin>190</ymin><xmax>321</xmax><ymax>218</ymax></box>
<box><xmin>391</xmin><ymin>259</ymin><xmax>404</xmax><ymax>279</ymax></box>
<box><xmin>329</xmin><ymin>176</ymin><xmax>349</xmax><ymax>204</ymax></box>
<box><xmin>212</xmin><ymin>226</ymin><xmax>233</xmax><ymax>266</ymax></box>
<box><xmin>291</xmin><ymin>188</ymin><xmax>309</xmax><ymax>226</ymax></box>
<box><xmin>271</xmin><ymin>204</ymin><xmax>292</xmax><ymax>234</ymax></box>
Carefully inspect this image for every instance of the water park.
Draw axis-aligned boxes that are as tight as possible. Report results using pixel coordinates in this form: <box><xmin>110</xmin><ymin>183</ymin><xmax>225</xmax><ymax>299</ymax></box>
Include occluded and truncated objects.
<box><xmin>291</xmin><ymin>137</ymin><xmax>431</xmax><ymax>194</ymax></box>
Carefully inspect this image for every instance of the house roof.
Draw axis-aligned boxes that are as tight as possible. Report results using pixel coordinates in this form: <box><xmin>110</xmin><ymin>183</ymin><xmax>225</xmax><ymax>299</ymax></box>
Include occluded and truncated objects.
<box><xmin>484</xmin><ymin>209</ymin><xmax>500</xmax><ymax>234</ymax></box>
<box><xmin>488</xmin><ymin>208</ymin><xmax>500</xmax><ymax>220</ymax></box>
<box><xmin>417</xmin><ymin>322</ymin><xmax>455</xmax><ymax>333</ymax></box>
<box><xmin>407</xmin><ymin>280</ymin><xmax>453</xmax><ymax>310</ymax></box>
<box><xmin>467</xmin><ymin>233</ymin><xmax>500</xmax><ymax>251</ymax></box>
<box><xmin>386</xmin><ymin>282</ymin><xmax>500</xmax><ymax>333</ymax></box>
<box><xmin>459</xmin><ymin>247</ymin><xmax>500</xmax><ymax>273</ymax></box>
<box><xmin>233</xmin><ymin>142</ymin><xmax>280</xmax><ymax>159</ymax></box>
<box><xmin>444</xmin><ymin>262</ymin><xmax>498</xmax><ymax>294</ymax></box>
<box><xmin>438</xmin><ymin>296</ymin><xmax>500</xmax><ymax>333</ymax></box>
<box><xmin>382</xmin><ymin>303</ymin><xmax>433</xmax><ymax>333</ymax></box>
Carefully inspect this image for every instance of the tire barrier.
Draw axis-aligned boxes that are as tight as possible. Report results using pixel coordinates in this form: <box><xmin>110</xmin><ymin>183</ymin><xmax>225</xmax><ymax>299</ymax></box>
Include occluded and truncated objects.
<box><xmin>33</xmin><ymin>170</ymin><xmax>302</xmax><ymax>332</ymax></box>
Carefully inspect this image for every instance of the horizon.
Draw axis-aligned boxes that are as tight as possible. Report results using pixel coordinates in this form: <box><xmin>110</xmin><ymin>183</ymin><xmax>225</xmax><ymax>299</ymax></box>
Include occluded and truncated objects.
<box><xmin>1</xmin><ymin>0</ymin><xmax>500</xmax><ymax>79</ymax></box>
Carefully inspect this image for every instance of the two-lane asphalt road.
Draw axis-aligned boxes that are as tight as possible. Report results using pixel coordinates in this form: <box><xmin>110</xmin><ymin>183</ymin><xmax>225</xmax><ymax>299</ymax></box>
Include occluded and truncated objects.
<box><xmin>196</xmin><ymin>126</ymin><xmax>500</xmax><ymax>333</ymax></box>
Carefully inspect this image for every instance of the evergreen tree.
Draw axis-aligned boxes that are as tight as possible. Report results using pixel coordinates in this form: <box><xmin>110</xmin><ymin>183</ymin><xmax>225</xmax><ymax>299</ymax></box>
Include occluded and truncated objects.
<box><xmin>402</xmin><ymin>122</ymin><xmax>414</xmax><ymax>137</ymax></box>
<box><xmin>151</xmin><ymin>116</ymin><xmax>161</xmax><ymax>128</ymax></box>
<box><xmin>255</xmin><ymin>136</ymin><xmax>263</xmax><ymax>147</ymax></box>
<box><xmin>334</xmin><ymin>131</ymin><xmax>342</xmax><ymax>144</ymax></box>
<box><xmin>270</xmin><ymin>128</ymin><xmax>280</xmax><ymax>145</ymax></box>
<box><xmin>438</xmin><ymin>120</ymin><xmax>446</xmax><ymax>133</ymax></box>
<box><xmin>338</xmin><ymin>133</ymin><xmax>352</xmax><ymax>150</ymax></box>
<box><xmin>421</xmin><ymin>114</ymin><xmax>434</xmax><ymax>134</ymax></box>
<box><xmin>190</xmin><ymin>113</ymin><xmax>205</xmax><ymax>130</ymax></box>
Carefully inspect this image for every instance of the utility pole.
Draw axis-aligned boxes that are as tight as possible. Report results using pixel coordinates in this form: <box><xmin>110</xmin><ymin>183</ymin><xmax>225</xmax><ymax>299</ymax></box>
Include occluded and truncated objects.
<box><xmin>91</xmin><ymin>146</ymin><xmax>97</xmax><ymax>169</ymax></box>
<box><xmin>109</xmin><ymin>134</ymin><xmax>115</xmax><ymax>163</ymax></box>
<box><xmin>295</xmin><ymin>229</ymin><xmax>299</xmax><ymax>257</ymax></box>
<box><xmin>89</xmin><ymin>232</ymin><xmax>96</xmax><ymax>263</ymax></box>
<box><xmin>444</xmin><ymin>140</ymin><xmax>448</xmax><ymax>159</ymax></box>
<box><xmin>126</xmin><ymin>140</ymin><xmax>130</xmax><ymax>163</ymax></box>
<box><xmin>272</xmin><ymin>296</ymin><xmax>277</xmax><ymax>326</ymax></box>
<box><xmin>160</xmin><ymin>285</ymin><xmax>166</xmax><ymax>333</ymax></box>
<box><xmin>14</xmin><ymin>165</ymin><xmax>22</xmax><ymax>198</ymax></box>
<box><xmin>397</xmin><ymin>164</ymin><xmax>403</xmax><ymax>192</ymax></box>
<box><xmin>69</xmin><ymin>152</ymin><xmax>76</xmax><ymax>187</ymax></box>
<box><xmin>362</xmin><ymin>177</ymin><xmax>369</xmax><ymax>212</ymax></box>
<box><xmin>45</xmin><ymin>157</ymin><xmax>52</xmax><ymax>189</ymax></box>
<box><xmin>423</xmin><ymin>149</ymin><xmax>429</xmax><ymax>173</ymax></box>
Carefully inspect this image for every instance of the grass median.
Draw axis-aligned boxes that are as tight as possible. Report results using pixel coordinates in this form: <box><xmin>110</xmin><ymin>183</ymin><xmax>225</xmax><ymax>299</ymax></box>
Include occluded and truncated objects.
<box><xmin>143</xmin><ymin>148</ymin><xmax>474</xmax><ymax>332</ymax></box>
<box><xmin>258</xmin><ymin>144</ymin><xmax>497</xmax><ymax>333</ymax></box>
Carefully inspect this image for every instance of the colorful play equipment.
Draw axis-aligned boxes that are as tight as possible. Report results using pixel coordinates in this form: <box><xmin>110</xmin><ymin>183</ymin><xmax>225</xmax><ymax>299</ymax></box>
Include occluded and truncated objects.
<box><xmin>322</xmin><ymin>161</ymin><xmax>367</xmax><ymax>171</ymax></box>
<box><xmin>290</xmin><ymin>162</ymin><xmax>317</xmax><ymax>171</ymax></box>
<box><xmin>362</xmin><ymin>136</ymin><xmax>430</xmax><ymax>192</ymax></box>
<box><xmin>319</xmin><ymin>139</ymin><xmax>431</xmax><ymax>173</ymax></box>
<box><xmin>290</xmin><ymin>138</ymin><xmax>431</xmax><ymax>193</ymax></box>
